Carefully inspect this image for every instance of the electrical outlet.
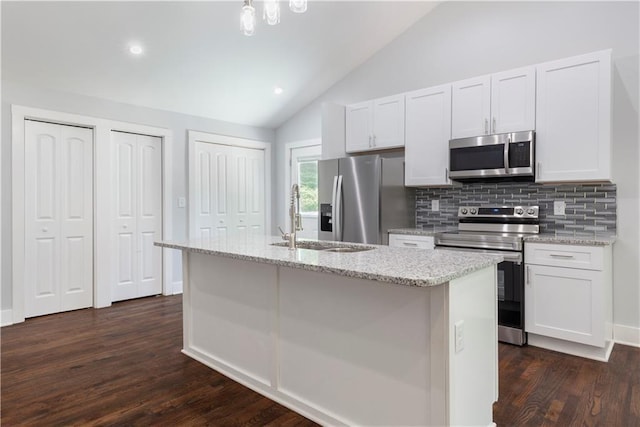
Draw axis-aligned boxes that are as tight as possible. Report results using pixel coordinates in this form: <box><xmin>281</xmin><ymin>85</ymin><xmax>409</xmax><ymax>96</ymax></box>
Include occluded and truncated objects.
<box><xmin>454</xmin><ymin>320</ymin><xmax>464</xmax><ymax>353</ymax></box>
<box><xmin>432</xmin><ymin>200</ymin><xmax>440</xmax><ymax>212</ymax></box>
<box><xmin>554</xmin><ymin>200</ymin><xmax>566</xmax><ymax>215</ymax></box>
<box><xmin>178</xmin><ymin>197</ymin><xmax>186</xmax><ymax>208</ymax></box>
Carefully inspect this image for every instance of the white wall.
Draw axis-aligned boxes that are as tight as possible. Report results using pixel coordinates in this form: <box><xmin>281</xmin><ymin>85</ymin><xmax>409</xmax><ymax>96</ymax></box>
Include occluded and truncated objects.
<box><xmin>1</xmin><ymin>80</ymin><xmax>275</xmax><ymax>312</ymax></box>
<box><xmin>275</xmin><ymin>2</ymin><xmax>640</xmax><ymax>331</ymax></box>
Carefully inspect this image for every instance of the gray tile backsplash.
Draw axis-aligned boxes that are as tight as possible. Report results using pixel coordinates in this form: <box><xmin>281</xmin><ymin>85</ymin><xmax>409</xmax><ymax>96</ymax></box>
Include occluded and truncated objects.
<box><xmin>416</xmin><ymin>182</ymin><xmax>617</xmax><ymax>236</ymax></box>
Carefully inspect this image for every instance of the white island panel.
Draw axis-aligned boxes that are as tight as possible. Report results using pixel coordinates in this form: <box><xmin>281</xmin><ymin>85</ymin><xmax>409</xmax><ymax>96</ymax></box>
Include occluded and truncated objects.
<box><xmin>278</xmin><ymin>267</ymin><xmax>435</xmax><ymax>426</ymax></box>
<box><xmin>187</xmin><ymin>253</ymin><xmax>276</xmax><ymax>386</ymax></box>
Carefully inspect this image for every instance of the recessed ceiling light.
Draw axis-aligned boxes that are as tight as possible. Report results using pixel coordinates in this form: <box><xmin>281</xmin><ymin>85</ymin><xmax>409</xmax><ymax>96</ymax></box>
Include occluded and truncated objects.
<box><xmin>129</xmin><ymin>44</ymin><xmax>143</xmax><ymax>55</ymax></box>
<box><xmin>274</xmin><ymin>86</ymin><xmax>283</xmax><ymax>95</ymax></box>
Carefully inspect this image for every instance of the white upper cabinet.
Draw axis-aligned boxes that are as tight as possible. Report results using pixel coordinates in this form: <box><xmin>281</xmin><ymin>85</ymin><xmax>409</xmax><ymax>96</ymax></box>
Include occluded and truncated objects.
<box><xmin>345</xmin><ymin>101</ymin><xmax>372</xmax><ymax>153</ymax></box>
<box><xmin>451</xmin><ymin>67</ymin><xmax>535</xmax><ymax>139</ymax></box>
<box><xmin>491</xmin><ymin>67</ymin><xmax>536</xmax><ymax>134</ymax></box>
<box><xmin>405</xmin><ymin>84</ymin><xmax>453</xmax><ymax>186</ymax></box>
<box><xmin>346</xmin><ymin>94</ymin><xmax>405</xmax><ymax>153</ymax></box>
<box><xmin>451</xmin><ymin>75</ymin><xmax>491</xmax><ymax>139</ymax></box>
<box><xmin>535</xmin><ymin>50</ymin><xmax>612</xmax><ymax>183</ymax></box>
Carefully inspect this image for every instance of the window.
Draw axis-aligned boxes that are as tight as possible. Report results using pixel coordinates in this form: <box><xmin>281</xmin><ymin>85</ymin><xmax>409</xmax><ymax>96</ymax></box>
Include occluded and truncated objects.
<box><xmin>297</xmin><ymin>160</ymin><xmax>318</xmax><ymax>215</ymax></box>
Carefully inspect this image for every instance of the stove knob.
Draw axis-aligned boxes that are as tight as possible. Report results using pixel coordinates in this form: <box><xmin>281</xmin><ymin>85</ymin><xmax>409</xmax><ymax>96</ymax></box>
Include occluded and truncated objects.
<box><xmin>470</xmin><ymin>208</ymin><xmax>477</xmax><ymax>215</ymax></box>
<box><xmin>461</xmin><ymin>208</ymin><xmax>468</xmax><ymax>215</ymax></box>
<box><xmin>527</xmin><ymin>208</ymin><xmax>535</xmax><ymax>215</ymax></box>
<box><xmin>515</xmin><ymin>208</ymin><xmax>524</xmax><ymax>215</ymax></box>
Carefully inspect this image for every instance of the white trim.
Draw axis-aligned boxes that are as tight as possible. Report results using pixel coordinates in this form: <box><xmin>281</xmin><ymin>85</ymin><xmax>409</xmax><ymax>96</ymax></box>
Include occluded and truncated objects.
<box><xmin>614</xmin><ymin>324</ymin><xmax>640</xmax><ymax>347</ymax></box>
<box><xmin>528</xmin><ymin>333</ymin><xmax>614</xmax><ymax>362</ymax></box>
<box><xmin>11</xmin><ymin>105</ymin><xmax>174</xmax><ymax>322</ymax></box>
<box><xmin>172</xmin><ymin>280</ymin><xmax>183</xmax><ymax>295</ymax></box>
<box><xmin>187</xmin><ymin>130</ymin><xmax>272</xmax><ymax>238</ymax></box>
<box><xmin>1</xmin><ymin>310</ymin><xmax>13</xmax><ymax>327</ymax></box>
<box><xmin>283</xmin><ymin>139</ymin><xmax>321</xmax><ymax>231</ymax></box>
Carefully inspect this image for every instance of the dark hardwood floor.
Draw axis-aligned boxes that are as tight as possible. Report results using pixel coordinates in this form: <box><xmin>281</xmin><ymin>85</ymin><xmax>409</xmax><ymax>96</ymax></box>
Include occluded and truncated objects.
<box><xmin>2</xmin><ymin>295</ymin><xmax>639</xmax><ymax>426</ymax></box>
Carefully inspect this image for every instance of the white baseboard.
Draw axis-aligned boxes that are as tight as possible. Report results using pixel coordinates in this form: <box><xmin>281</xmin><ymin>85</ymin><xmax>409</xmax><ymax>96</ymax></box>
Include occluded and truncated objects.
<box><xmin>172</xmin><ymin>280</ymin><xmax>183</xmax><ymax>295</ymax></box>
<box><xmin>528</xmin><ymin>333</ymin><xmax>614</xmax><ymax>362</ymax></box>
<box><xmin>1</xmin><ymin>309</ymin><xmax>13</xmax><ymax>327</ymax></box>
<box><xmin>614</xmin><ymin>324</ymin><xmax>640</xmax><ymax>347</ymax></box>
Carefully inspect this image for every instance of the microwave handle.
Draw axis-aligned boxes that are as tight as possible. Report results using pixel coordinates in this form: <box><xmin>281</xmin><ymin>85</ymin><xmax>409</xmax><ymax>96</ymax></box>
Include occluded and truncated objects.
<box><xmin>504</xmin><ymin>135</ymin><xmax>510</xmax><ymax>173</ymax></box>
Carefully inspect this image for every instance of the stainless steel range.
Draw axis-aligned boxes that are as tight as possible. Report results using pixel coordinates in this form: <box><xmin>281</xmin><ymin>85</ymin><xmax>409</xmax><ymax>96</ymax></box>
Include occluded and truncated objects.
<box><xmin>434</xmin><ymin>206</ymin><xmax>540</xmax><ymax>346</ymax></box>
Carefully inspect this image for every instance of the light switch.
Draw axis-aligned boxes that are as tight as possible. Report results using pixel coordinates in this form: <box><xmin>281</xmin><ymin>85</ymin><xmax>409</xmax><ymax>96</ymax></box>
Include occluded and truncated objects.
<box><xmin>554</xmin><ymin>200</ymin><xmax>566</xmax><ymax>215</ymax></box>
<box><xmin>432</xmin><ymin>200</ymin><xmax>440</xmax><ymax>212</ymax></box>
<box><xmin>178</xmin><ymin>197</ymin><xmax>186</xmax><ymax>208</ymax></box>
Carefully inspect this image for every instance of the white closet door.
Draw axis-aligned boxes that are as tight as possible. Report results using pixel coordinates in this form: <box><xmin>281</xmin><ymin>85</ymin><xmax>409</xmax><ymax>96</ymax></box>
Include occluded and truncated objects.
<box><xmin>24</xmin><ymin>120</ymin><xmax>93</xmax><ymax>317</ymax></box>
<box><xmin>192</xmin><ymin>142</ymin><xmax>265</xmax><ymax>240</ymax></box>
<box><xmin>112</xmin><ymin>132</ymin><xmax>162</xmax><ymax>302</ymax></box>
<box><xmin>233</xmin><ymin>145</ymin><xmax>265</xmax><ymax>237</ymax></box>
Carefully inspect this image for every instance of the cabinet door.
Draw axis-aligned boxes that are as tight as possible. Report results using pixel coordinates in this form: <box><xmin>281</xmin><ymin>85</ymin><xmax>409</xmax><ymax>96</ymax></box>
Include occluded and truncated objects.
<box><xmin>491</xmin><ymin>66</ymin><xmax>536</xmax><ymax>134</ymax></box>
<box><xmin>345</xmin><ymin>101</ymin><xmax>372</xmax><ymax>153</ymax></box>
<box><xmin>525</xmin><ymin>264</ymin><xmax>604</xmax><ymax>347</ymax></box>
<box><xmin>535</xmin><ymin>50</ymin><xmax>611</xmax><ymax>182</ymax></box>
<box><xmin>451</xmin><ymin>75</ymin><xmax>491</xmax><ymax>139</ymax></box>
<box><xmin>372</xmin><ymin>94</ymin><xmax>405</xmax><ymax>150</ymax></box>
<box><xmin>405</xmin><ymin>85</ymin><xmax>452</xmax><ymax>186</ymax></box>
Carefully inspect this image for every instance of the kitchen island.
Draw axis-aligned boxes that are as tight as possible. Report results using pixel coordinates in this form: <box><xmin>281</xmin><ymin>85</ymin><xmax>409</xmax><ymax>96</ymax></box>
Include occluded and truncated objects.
<box><xmin>156</xmin><ymin>235</ymin><xmax>503</xmax><ymax>426</ymax></box>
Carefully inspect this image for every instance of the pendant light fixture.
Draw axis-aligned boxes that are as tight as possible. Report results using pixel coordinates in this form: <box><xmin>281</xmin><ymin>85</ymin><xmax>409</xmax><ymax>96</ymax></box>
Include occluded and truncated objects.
<box><xmin>289</xmin><ymin>0</ymin><xmax>307</xmax><ymax>14</ymax></box>
<box><xmin>240</xmin><ymin>0</ymin><xmax>256</xmax><ymax>36</ymax></box>
<box><xmin>241</xmin><ymin>0</ymin><xmax>307</xmax><ymax>36</ymax></box>
<box><xmin>263</xmin><ymin>0</ymin><xmax>280</xmax><ymax>25</ymax></box>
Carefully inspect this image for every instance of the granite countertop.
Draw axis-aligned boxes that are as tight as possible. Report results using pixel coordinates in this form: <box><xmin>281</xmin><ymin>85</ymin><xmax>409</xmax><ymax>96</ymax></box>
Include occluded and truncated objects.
<box><xmin>388</xmin><ymin>227</ymin><xmax>457</xmax><ymax>237</ymax></box>
<box><xmin>156</xmin><ymin>235</ymin><xmax>503</xmax><ymax>288</ymax></box>
<box><xmin>523</xmin><ymin>233</ymin><xmax>616</xmax><ymax>246</ymax></box>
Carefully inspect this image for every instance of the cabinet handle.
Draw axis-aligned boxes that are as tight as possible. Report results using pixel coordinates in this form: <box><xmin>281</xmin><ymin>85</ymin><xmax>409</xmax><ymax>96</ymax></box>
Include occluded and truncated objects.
<box><xmin>492</xmin><ymin>117</ymin><xmax>496</xmax><ymax>133</ymax></box>
<box><xmin>445</xmin><ymin>167</ymin><xmax>449</xmax><ymax>181</ymax></box>
<box><xmin>550</xmin><ymin>253</ymin><xmax>575</xmax><ymax>259</ymax></box>
<box><xmin>372</xmin><ymin>135</ymin><xmax>376</xmax><ymax>147</ymax></box>
<box><xmin>368</xmin><ymin>135</ymin><xmax>372</xmax><ymax>147</ymax></box>
<box><xmin>403</xmin><ymin>242</ymin><xmax>418</xmax><ymax>247</ymax></box>
<box><xmin>536</xmin><ymin>162</ymin><xmax>541</xmax><ymax>180</ymax></box>
<box><xmin>484</xmin><ymin>118</ymin><xmax>489</xmax><ymax>134</ymax></box>
<box><xmin>526</xmin><ymin>266</ymin><xmax>531</xmax><ymax>286</ymax></box>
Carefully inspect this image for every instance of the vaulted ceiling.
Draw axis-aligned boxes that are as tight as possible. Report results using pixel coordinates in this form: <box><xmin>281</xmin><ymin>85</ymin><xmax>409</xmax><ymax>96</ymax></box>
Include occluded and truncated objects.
<box><xmin>2</xmin><ymin>1</ymin><xmax>439</xmax><ymax>129</ymax></box>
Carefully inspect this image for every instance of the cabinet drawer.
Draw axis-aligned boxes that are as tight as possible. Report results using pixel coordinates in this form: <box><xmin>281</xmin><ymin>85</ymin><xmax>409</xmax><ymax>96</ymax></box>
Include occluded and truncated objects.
<box><xmin>525</xmin><ymin>243</ymin><xmax>604</xmax><ymax>271</ymax></box>
<box><xmin>388</xmin><ymin>234</ymin><xmax>434</xmax><ymax>249</ymax></box>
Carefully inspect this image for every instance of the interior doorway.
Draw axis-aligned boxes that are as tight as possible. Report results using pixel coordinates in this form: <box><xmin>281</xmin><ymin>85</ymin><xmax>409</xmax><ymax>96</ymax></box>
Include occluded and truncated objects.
<box><xmin>285</xmin><ymin>141</ymin><xmax>321</xmax><ymax>239</ymax></box>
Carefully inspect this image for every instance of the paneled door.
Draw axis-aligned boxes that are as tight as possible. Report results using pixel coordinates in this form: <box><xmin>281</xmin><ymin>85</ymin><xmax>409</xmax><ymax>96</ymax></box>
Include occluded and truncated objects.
<box><xmin>24</xmin><ymin>120</ymin><xmax>93</xmax><ymax>317</ymax></box>
<box><xmin>192</xmin><ymin>142</ymin><xmax>265</xmax><ymax>240</ymax></box>
<box><xmin>111</xmin><ymin>131</ymin><xmax>162</xmax><ymax>302</ymax></box>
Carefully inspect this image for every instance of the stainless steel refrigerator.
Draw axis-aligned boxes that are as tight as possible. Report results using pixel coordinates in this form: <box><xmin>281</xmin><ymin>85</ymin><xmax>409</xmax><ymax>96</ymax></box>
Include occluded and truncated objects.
<box><xmin>318</xmin><ymin>154</ymin><xmax>414</xmax><ymax>245</ymax></box>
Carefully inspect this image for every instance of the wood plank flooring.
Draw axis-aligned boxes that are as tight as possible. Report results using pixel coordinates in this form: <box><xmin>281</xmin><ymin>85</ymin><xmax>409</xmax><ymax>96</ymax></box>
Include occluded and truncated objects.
<box><xmin>2</xmin><ymin>295</ymin><xmax>639</xmax><ymax>426</ymax></box>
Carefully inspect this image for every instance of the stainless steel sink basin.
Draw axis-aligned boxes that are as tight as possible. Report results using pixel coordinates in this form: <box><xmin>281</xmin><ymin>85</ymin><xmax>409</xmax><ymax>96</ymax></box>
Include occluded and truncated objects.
<box><xmin>271</xmin><ymin>241</ymin><xmax>375</xmax><ymax>252</ymax></box>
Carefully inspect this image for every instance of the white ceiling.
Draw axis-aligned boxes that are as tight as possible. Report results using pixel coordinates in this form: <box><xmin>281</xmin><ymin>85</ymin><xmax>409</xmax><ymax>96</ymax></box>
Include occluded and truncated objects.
<box><xmin>2</xmin><ymin>1</ymin><xmax>439</xmax><ymax>129</ymax></box>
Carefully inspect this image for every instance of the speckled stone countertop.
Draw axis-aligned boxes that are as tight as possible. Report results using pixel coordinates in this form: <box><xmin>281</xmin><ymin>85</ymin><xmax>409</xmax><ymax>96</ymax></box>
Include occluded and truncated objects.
<box><xmin>156</xmin><ymin>235</ymin><xmax>503</xmax><ymax>288</ymax></box>
<box><xmin>523</xmin><ymin>234</ymin><xmax>616</xmax><ymax>246</ymax></box>
<box><xmin>388</xmin><ymin>227</ymin><xmax>457</xmax><ymax>237</ymax></box>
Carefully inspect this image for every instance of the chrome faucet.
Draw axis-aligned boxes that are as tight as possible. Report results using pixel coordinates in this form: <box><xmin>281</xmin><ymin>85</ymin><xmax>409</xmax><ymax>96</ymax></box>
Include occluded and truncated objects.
<box><xmin>279</xmin><ymin>184</ymin><xmax>303</xmax><ymax>249</ymax></box>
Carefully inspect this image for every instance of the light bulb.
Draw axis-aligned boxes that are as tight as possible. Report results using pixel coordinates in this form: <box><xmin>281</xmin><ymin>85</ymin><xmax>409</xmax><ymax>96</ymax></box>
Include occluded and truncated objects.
<box><xmin>289</xmin><ymin>0</ymin><xmax>307</xmax><ymax>14</ymax></box>
<box><xmin>241</xmin><ymin>1</ymin><xmax>256</xmax><ymax>36</ymax></box>
<box><xmin>263</xmin><ymin>0</ymin><xmax>280</xmax><ymax>26</ymax></box>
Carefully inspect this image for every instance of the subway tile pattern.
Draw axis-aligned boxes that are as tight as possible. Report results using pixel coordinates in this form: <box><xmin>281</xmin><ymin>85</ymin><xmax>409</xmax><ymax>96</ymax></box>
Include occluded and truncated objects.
<box><xmin>416</xmin><ymin>182</ymin><xmax>617</xmax><ymax>237</ymax></box>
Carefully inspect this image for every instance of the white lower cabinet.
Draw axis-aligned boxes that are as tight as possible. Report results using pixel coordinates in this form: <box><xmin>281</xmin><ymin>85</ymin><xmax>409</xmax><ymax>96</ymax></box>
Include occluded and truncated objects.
<box><xmin>524</xmin><ymin>242</ymin><xmax>613</xmax><ymax>360</ymax></box>
<box><xmin>388</xmin><ymin>233</ymin><xmax>434</xmax><ymax>249</ymax></box>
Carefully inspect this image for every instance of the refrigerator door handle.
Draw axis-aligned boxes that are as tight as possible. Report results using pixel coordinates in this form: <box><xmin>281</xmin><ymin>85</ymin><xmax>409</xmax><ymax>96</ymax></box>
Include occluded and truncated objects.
<box><xmin>331</xmin><ymin>175</ymin><xmax>338</xmax><ymax>240</ymax></box>
<box><xmin>335</xmin><ymin>175</ymin><xmax>344</xmax><ymax>241</ymax></box>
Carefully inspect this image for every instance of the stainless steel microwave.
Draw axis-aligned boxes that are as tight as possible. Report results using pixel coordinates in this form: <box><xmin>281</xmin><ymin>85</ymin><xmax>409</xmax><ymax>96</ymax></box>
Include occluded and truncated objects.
<box><xmin>448</xmin><ymin>130</ymin><xmax>535</xmax><ymax>180</ymax></box>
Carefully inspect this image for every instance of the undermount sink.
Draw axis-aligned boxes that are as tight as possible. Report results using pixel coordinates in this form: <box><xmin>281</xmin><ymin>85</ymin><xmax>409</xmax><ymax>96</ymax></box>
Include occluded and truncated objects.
<box><xmin>270</xmin><ymin>241</ymin><xmax>375</xmax><ymax>253</ymax></box>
